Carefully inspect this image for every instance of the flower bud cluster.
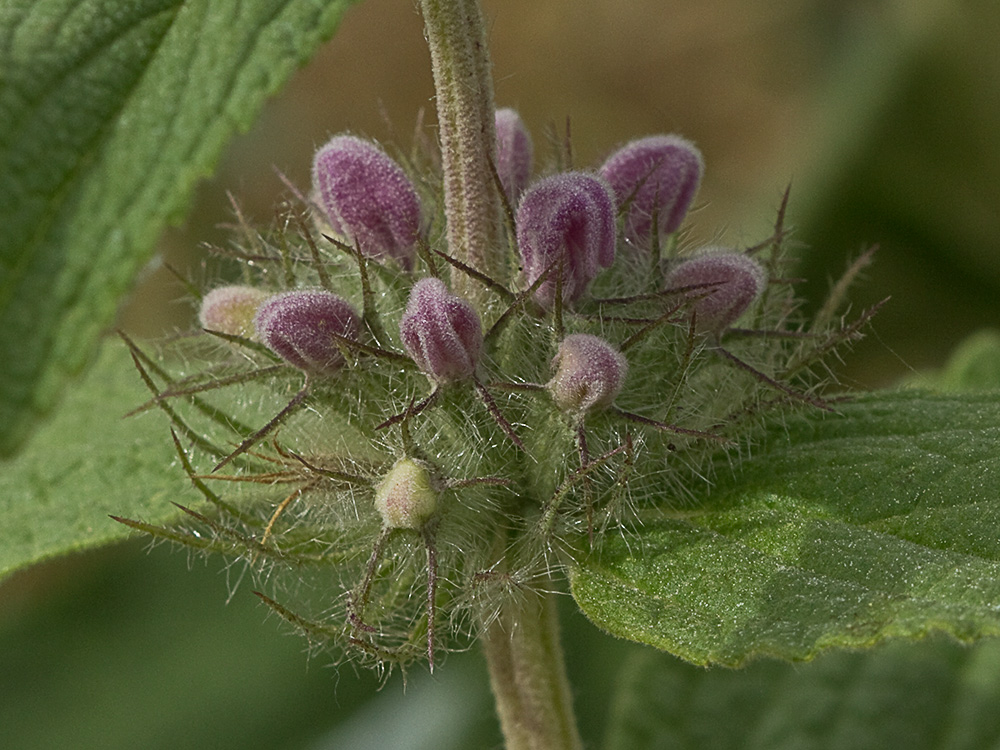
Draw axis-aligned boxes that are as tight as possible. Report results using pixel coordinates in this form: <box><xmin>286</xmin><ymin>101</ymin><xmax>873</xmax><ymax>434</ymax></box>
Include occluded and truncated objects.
<box><xmin>134</xmin><ymin>109</ymin><xmax>871</xmax><ymax>673</ymax></box>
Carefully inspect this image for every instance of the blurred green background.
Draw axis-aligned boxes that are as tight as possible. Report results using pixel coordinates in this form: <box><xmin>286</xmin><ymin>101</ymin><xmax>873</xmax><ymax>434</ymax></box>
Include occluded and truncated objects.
<box><xmin>3</xmin><ymin>0</ymin><xmax>999</xmax><ymax>747</ymax></box>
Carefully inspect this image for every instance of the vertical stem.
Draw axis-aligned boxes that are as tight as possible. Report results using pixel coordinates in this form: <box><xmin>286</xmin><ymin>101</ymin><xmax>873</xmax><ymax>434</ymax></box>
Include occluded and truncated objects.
<box><xmin>418</xmin><ymin>0</ymin><xmax>505</xmax><ymax>306</ymax></box>
<box><xmin>419</xmin><ymin>3</ymin><xmax>581</xmax><ymax>746</ymax></box>
<box><xmin>481</xmin><ymin>586</ymin><xmax>584</xmax><ymax>750</ymax></box>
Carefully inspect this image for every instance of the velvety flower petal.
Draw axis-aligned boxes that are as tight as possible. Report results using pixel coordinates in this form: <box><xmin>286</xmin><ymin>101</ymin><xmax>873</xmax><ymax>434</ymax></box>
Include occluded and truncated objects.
<box><xmin>254</xmin><ymin>290</ymin><xmax>361</xmax><ymax>375</ymax></box>
<box><xmin>548</xmin><ymin>334</ymin><xmax>628</xmax><ymax>415</ymax></box>
<box><xmin>495</xmin><ymin>108</ymin><xmax>533</xmax><ymax>206</ymax></box>
<box><xmin>199</xmin><ymin>285</ymin><xmax>271</xmax><ymax>340</ymax></box>
<box><xmin>516</xmin><ymin>172</ymin><xmax>616</xmax><ymax>308</ymax></box>
<box><xmin>400</xmin><ymin>278</ymin><xmax>483</xmax><ymax>383</ymax></box>
<box><xmin>600</xmin><ymin>134</ymin><xmax>703</xmax><ymax>248</ymax></box>
<box><xmin>312</xmin><ymin>135</ymin><xmax>422</xmax><ymax>270</ymax></box>
<box><xmin>664</xmin><ymin>249</ymin><xmax>767</xmax><ymax>334</ymax></box>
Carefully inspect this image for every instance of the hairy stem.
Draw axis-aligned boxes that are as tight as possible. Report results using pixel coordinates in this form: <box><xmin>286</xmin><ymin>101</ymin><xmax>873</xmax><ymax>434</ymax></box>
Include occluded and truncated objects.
<box><xmin>481</xmin><ymin>586</ymin><xmax>584</xmax><ymax>750</ymax></box>
<box><xmin>420</xmin><ymin>2</ymin><xmax>580</xmax><ymax>745</ymax></box>
<box><xmin>418</xmin><ymin>0</ymin><xmax>505</xmax><ymax>306</ymax></box>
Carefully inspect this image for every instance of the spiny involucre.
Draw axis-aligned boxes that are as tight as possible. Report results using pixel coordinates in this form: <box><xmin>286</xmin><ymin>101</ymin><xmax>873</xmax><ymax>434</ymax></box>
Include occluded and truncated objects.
<box><xmin>312</xmin><ymin>134</ymin><xmax>423</xmax><ymax>270</ymax></box>
<box><xmin>124</xmin><ymin>114</ymin><xmax>873</xmax><ymax>674</ymax></box>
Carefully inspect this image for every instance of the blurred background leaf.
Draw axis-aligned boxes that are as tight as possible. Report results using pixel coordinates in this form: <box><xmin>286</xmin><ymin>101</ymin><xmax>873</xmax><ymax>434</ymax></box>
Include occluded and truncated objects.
<box><xmin>904</xmin><ymin>329</ymin><xmax>1000</xmax><ymax>391</ymax></box>
<box><xmin>0</xmin><ymin>540</ymin><xmax>637</xmax><ymax>750</ymax></box>
<box><xmin>791</xmin><ymin>0</ymin><xmax>1000</xmax><ymax>384</ymax></box>
<box><xmin>604</xmin><ymin>636</ymin><xmax>1000</xmax><ymax>750</ymax></box>
<box><xmin>0</xmin><ymin>544</ymin><xmax>455</xmax><ymax>750</ymax></box>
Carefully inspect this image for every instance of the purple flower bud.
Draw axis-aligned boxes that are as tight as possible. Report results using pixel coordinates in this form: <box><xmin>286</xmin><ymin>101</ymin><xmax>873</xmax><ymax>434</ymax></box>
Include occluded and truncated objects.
<box><xmin>495</xmin><ymin>108</ymin><xmax>533</xmax><ymax>205</ymax></box>
<box><xmin>198</xmin><ymin>285</ymin><xmax>270</xmax><ymax>339</ymax></box>
<box><xmin>400</xmin><ymin>278</ymin><xmax>483</xmax><ymax>384</ymax></box>
<box><xmin>663</xmin><ymin>249</ymin><xmax>767</xmax><ymax>335</ymax></box>
<box><xmin>516</xmin><ymin>172</ymin><xmax>616</xmax><ymax>308</ymax></box>
<box><xmin>312</xmin><ymin>135</ymin><xmax>422</xmax><ymax>270</ymax></box>
<box><xmin>374</xmin><ymin>457</ymin><xmax>438</xmax><ymax>530</ymax></box>
<box><xmin>548</xmin><ymin>334</ymin><xmax>628</xmax><ymax>415</ymax></box>
<box><xmin>599</xmin><ymin>135</ymin><xmax>703</xmax><ymax>248</ymax></box>
<box><xmin>254</xmin><ymin>290</ymin><xmax>361</xmax><ymax>376</ymax></box>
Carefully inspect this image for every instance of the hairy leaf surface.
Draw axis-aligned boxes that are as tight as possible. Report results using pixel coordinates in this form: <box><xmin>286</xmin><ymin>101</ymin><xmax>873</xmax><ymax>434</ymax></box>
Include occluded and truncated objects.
<box><xmin>0</xmin><ymin>341</ymin><xmax>195</xmax><ymax>580</ymax></box>
<box><xmin>571</xmin><ymin>391</ymin><xmax>1000</xmax><ymax>665</ymax></box>
<box><xmin>0</xmin><ymin>0</ymin><xmax>359</xmax><ymax>456</ymax></box>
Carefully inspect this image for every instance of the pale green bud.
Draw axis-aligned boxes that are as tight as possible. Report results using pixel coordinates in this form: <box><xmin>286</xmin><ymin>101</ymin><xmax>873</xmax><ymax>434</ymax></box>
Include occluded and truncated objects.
<box><xmin>374</xmin><ymin>458</ymin><xmax>438</xmax><ymax>530</ymax></box>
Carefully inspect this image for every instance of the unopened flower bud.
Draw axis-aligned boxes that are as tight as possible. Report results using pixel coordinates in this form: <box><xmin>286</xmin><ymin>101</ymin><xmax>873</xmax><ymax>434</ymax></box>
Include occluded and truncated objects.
<box><xmin>495</xmin><ymin>108</ymin><xmax>533</xmax><ymax>205</ymax></box>
<box><xmin>199</xmin><ymin>285</ymin><xmax>270</xmax><ymax>339</ymax></box>
<box><xmin>548</xmin><ymin>334</ymin><xmax>628</xmax><ymax>415</ymax></box>
<box><xmin>254</xmin><ymin>290</ymin><xmax>361</xmax><ymax>376</ymax></box>
<box><xmin>400</xmin><ymin>278</ymin><xmax>482</xmax><ymax>384</ymax></box>
<box><xmin>516</xmin><ymin>172</ymin><xmax>616</xmax><ymax>308</ymax></box>
<box><xmin>312</xmin><ymin>135</ymin><xmax>422</xmax><ymax>270</ymax></box>
<box><xmin>599</xmin><ymin>135</ymin><xmax>703</xmax><ymax>248</ymax></box>
<box><xmin>664</xmin><ymin>249</ymin><xmax>767</xmax><ymax>335</ymax></box>
<box><xmin>374</xmin><ymin>457</ymin><xmax>438</xmax><ymax>530</ymax></box>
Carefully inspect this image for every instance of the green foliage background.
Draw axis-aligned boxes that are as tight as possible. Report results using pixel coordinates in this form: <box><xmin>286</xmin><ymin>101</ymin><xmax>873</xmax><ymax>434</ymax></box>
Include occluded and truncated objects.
<box><xmin>2</xmin><ymin>0</ymin><xmax>1000</xmax><ymax>748</ymax></box>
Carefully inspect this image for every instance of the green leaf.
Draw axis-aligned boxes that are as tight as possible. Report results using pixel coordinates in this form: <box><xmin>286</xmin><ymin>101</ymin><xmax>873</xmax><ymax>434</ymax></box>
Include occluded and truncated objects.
<box><xmin>0</xmin><ymin>0</ymin><xmax>360</xmax><ymax>457</ymax></box>
<box><xmin>570</xmin><ymin>391</ymin><xmax>1000</xmax><ymax>666</ymax></box>
<box><xmin>0</xmin><ymin>340</ymin><xmax>194</xmax><ymax>581</ymax></box>
<box><xmin>906</xmin><ymin>329</ymin><xmax>1000</xmax><ymax>392</ymax></box>
<box><xmin>604</xmin><ymin>637</ymin><xmax>1000</xmax><ymax>750</ymax></box>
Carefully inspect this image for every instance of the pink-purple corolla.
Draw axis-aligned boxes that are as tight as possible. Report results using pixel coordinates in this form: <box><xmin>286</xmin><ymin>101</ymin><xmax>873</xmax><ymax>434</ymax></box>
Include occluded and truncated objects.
<box><xmin>664</xmin><ymin>249</ymin><xmax>767</xmax><ymax>335</ymax></box>
<box><xmin>400</xmin><ymin>278</ymin><xmax>483</xmax><ymax>384</ymax></box>
<box><xmin>548</xmin><ymin>333</ymin><xmax>628</xmax><ymax>415</ymax></box>
<box><xmin>600</xmin><ymin>134</ymin><xmax>703</xmax><ymax>249</ymax></box>
<box><xmin>312</xmin><ymin>135</ymin><xmax>422</xmax><ymax>270</ymax></box>
<box><xmin>494</xmin><ymin>108</ymin><xmax>533</xmax><ymax>206</ymax></box>
<box><xmin>516</xmin><ymin>172</ymin><xmax>616</xmax><ymax>308</ymax></box>
<box><xmin>254</xmin><ymin>290</ymin><xmax>361</xmax><ymax>376</ymax></box>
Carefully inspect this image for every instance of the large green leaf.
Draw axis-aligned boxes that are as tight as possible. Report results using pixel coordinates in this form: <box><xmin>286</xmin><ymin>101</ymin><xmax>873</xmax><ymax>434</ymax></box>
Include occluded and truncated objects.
<box><xmin>0</xmin><ymin>0</ymin><xmax>359</xmax><ymax>457</ymax></box>
<box><xmin>0</xmin><ymin>340</ymin><xmax>194</xmax><ymax>580</ymax></box>
<box><xmin>604</xmin><ymin>637</ymin><xmax>1000</xmax><ymax>750</ymax></box>
<box><xmin>570</xmin><ymin>390</ymin><xmax>1000</xmax><ymax>666</ymax></box>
